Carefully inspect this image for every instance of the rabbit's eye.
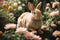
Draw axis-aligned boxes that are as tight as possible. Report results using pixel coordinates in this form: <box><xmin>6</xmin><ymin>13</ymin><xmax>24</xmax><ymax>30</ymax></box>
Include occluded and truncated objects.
<box><xmin>34</xmin><ymin>12</ymin><xmax>36</xmax><ymax>14</ymax></box>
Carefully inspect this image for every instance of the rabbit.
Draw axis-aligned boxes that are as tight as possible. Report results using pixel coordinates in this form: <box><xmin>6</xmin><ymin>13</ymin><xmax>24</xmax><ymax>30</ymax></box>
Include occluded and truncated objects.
<box><xmin>17</xmin><ymin>2</ymin><xmax>43</xmax><ymax>34</ymax></box>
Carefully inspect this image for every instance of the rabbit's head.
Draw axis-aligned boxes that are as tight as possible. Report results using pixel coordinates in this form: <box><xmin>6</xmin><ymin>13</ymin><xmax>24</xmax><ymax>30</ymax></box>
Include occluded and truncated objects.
<box><xmin>28</xmin><ymin>2</ymin><xmax>42</xmax><ymax>20</ymax></box>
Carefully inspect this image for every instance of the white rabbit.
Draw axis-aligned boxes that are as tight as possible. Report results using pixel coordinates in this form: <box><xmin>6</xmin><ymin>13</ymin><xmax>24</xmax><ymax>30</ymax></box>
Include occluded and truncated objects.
<box><xmin>17</xmin><ymin>2</ymin><xmax>42</xmax><ymax>34</ymax></box>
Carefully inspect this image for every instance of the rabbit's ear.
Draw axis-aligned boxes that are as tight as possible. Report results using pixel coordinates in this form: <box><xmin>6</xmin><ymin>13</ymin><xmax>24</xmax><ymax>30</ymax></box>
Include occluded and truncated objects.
<box><xmin>36</xmin><ymin>2</ymin><xmax>42</xmax><ymax>9</ymax></box>
<box><xmin>28</xmin><ymin>2</ymin><xmax>34</xmax><ymax>11</ymax></box>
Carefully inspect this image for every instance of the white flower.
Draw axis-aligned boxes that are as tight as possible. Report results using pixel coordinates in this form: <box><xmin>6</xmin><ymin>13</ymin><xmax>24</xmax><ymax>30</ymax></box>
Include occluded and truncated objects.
<box><xmin>18</xmin><ymin>6</ymin><xmax>23</xmax><ymax>11</ymax></box>
<box><xmin>18</xmin><ymin>1</ymin><xmax>21</xmax><ymax>4</ymax></box>
<box><xmin>15</xmin><ymin>27</ymin><xmax>27</xmax><ymax>34</ymax></box>
<box><xmin>46</xmin><ymin>3</ymin><xmax>50</xmax><ymax>7</ymax></box>
<box><xmin>4</xmin><ymin>23</ymin><xmax>16</xmax><ymax>29</ymax></box>
<box><xmin>8</xmin><ymin>13</ymin><xmax>14</xmax><ymax>17</ymax></box>
<box><xmin>3</xmin><ymin>1</ymin><xmax>7</xmax><ymax>4</ymax></box>
<box><xmin>13</xmin><ymin>2</ymin><xmax>18</xmax><ymax>7</ymax></box>
<box><xmin>22</xmin><ymin>3</ymin><xmax>25</xmax><ymax>6</ymax></box>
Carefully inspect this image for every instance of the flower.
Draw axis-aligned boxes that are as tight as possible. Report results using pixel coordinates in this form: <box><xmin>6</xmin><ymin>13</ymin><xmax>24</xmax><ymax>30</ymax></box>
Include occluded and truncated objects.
<box><xmin>52</xmin><ymin>30</ymin><xmax>60</xmax><ymax>37</ymax></box>
<box><xmin>49</xmin><ymin>11</ymin><xmax>59</xmax><ymax>17</ymax></box>
<box><xmin>8</xmin><ymin>6</ymin><xmax>13</xmax><ymax>11</ymax></box>
<box><xmin>4</xmin><ymin>23</ymin><xmax>16</xmax><ymax>29</ymax></box>
<box><xmin>45</xmin><ymin>6</ymin><xmax>50</xmax><ymax>11</ymax></box>
<box><xmin>24</xmin><ymin>32</ymin><xmax>34</xmax><ymax>39</ymax></box>
<box><xmin>0</xmin><ymin>31</ymin><xmax>3</xmax><ymax>35</ymax></box>
<box><xmin>8</xmin><ymin>13</ymin><xmax>14</xmax><ymax>17</ymax></box>
<box><xmin>41</xmin><ymin>25</ymin><xmax>48</xmax><ymax>30</ymax></box>
<box><xmin>33</xmin><ymin>35</ymin><xmax>42</xmax><ymax>40</ymax></box>
<box><xmin>18</xmin><ymin>6</ymin><xmax>22</xmax><ymax>11</ymax></box>
<box><xmin>13</xmin><ymin>2</ymin><xmax>18</xmax><ymax>7</ymax></box>
<box><xmin>2</xmin><ymin>3</ymin><xmax>7</xmax><ymax>8</ymax></box>
<box><xmin>3</xmin><ymin>1</ymin><xmax>7</xmax><ymax>4</ymax></box>
<box><xmin>56</xmin><ymin>38</ymin><xmax>60</xmax><ymax>40</ymax></box>
<box><xmin>15</xmin><ymin>27</ymin><xmax>27</xmax><ymax>34</ymax></box>
<box><xmin>22</xmin><ymin>3</ymin><xmax>25</xmax><ymax>7</ymax></box>
<box><xmin>46</xmin><ymin>3</ymin><xmax>50</xmax><ymax>7</ymax></box>
<box><xmin>18</xmin><ymin>1</ymin><xmax>21</xmax><ymax>4</ymax></box>
<box><xmin>52</xmin><ymin>1</ymin><xmax>59</xmax><ymax>8</ymax></box>
<box><xmin>50</xmin><ymin>22</ymin><xmax>57</xmax><ymax>28</ymax></box>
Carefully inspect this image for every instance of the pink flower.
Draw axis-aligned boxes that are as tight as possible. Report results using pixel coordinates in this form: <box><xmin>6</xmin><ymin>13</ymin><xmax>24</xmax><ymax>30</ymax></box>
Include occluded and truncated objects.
<box><xmin>50</xmin><ymin>23</ymin><xmax>57</xmax><ymax>28</ymax></box>
<box><xmin>49</xmin><ymin>11</ymin><xmax>59</xmax><ymax>17</ymax></box>
<box><xmin>24</xmin><ymin>32</ymin><xmax>34</xmax><ymax>39</ymax></box>
<box><xmin>45</xmin><ymin>6</ymin><xmax>50</xmax><ymax>10</ymax></box>
<box><xmin>33</xmin><ymin>35</ymin><xmax>42</xmax><ymax>40</ymax></box>
<box><xmin>53</xmin><ymin>30</ymin><xmax>60</xmax><ymax>37</ymax></box>
<box><xmin>52</xmin><ymin>1</ymin><xmax>59</xmax><ymax>8</ymax></box>
<box><xmin>4</xmin><ymin>23</ymin><xmax>16</xmax><ymax>29</ymax></box>
<box><xmin>15</xmin><ymin>27</ymin><xmax>27</xmax><ymax>34</ymax></box>
<box><xmin>41</xmin><ymin>25</ymin><xmax>48</xmax><ymax>30</ymax></box>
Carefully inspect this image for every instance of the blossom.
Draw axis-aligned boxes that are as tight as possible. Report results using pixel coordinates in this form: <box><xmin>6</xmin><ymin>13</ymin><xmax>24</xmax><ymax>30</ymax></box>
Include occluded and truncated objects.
<box><xmin>45</xmin><ymin>6</ymin><xmax>50</xmax><ymax>11</ymax></box>
<box><xmin>52</xmin><ymin>1</ymin><xmax>59</xmax><ymax>8</ymax></box>
<box><xmin>33</xmin><ymin>35</ymin><xmax>42</xmax><ymax>40</ymax></box>
<box><xmin>56</xmin><ymin>38</ymin><xmax>60</xmax><ymax>40</ymax></box>
<box><xmin>18</xmin><ymin>6</ymin><xmax>23</xmax><ymax>11</ymax></box>
<box><xmin>52</xmin><ymin>30</ymin><xmax>60</xmax><ymax>37</ymax></box>
<box><xmin>41</xmin><ymin>25</ymin><xmax>48</xmax><ymax>30</ymax></box>
<box><xmin>13</xmin><ymin>2</ymin><xmax>18</xmax><ymax>7</ymax></box>
<box><xmin>2</xmin><ymin>3</ymin><xmax>7</xmax><ymax>8</ymax></box>
<box><xmin>22</xmin><ymin>3</ymin><xmax>25</xmax><ymax>7</ymax></box>
<box><xmin>8</xmin><ymin>13</ymin><xmax>14</xmax><ymax>17</ymax></box>
<box><xmin>15</xmin><ymin>27</ymin><xmax>27</xmax><ymax>34</ymax></box>
<box><xmin>8</xmin><ymin>6</ymin><xmax>13</xmax><ymax>11</ymax></box>
<box><xmin>18</xmin><ymin>1</ymin><xmax>21</xmax><ymax>4</ymax></box>
<box><xmin>24</xmin><ymin>32</ymin><xmax>34</xmax><ymax>39</ymax></box>
<box><xmin>46</xmin><ymin>3</ymin><xmax>50</xmax><ymax>7</ymax></box>
<box><xmin>49</xmin><ymin>11</ymin><xmax>59</xmax><ymax>17</ymax></box>
<box><xmin>50</xmin><ymin>22</ymin><xmax>57</xmax><ymax>28</ymax></box>
<box><xmin>4</xmin><ymin>23</ymin><xmax>16</xmax><ymax>29</ymax></box>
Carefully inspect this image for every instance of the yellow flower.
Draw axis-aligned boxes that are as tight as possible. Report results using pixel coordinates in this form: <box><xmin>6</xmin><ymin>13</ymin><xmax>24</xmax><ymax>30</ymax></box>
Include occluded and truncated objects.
<box><xmin>2</xmin><ymin>3</ymin><xmax>7</xmax><ymax>8</ymax></box>
<box><xmin>8</xmin><ymin>6</ymin><xmax>13</xmax><ymax>11</ymax></box>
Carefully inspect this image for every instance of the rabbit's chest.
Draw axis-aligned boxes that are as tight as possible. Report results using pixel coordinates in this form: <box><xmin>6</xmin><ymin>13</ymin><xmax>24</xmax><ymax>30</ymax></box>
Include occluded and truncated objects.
<box><xmin>29</xmin><ymin>21</ymin><xmax>41</xmax><ymax>29</ymax></box>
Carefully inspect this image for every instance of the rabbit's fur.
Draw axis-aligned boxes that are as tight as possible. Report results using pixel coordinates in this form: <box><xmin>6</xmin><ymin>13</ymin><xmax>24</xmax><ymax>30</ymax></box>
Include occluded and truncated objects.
<box><xmin>17</xmin><ymin>2</ymin><xmax>42</xmax><ymax>34</ymax></box>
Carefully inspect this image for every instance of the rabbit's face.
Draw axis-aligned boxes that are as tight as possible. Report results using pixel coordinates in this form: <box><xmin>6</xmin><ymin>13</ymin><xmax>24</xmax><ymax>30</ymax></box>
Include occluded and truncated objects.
<box><xmin>28</xmin><ymin>2</ymin><xmax>42</xmax><ymax>20</ymax></box>
<box><xmin>32</xmin><ymin>9</ymin><xmax>41</xmax><ymax>20</ymax></box>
